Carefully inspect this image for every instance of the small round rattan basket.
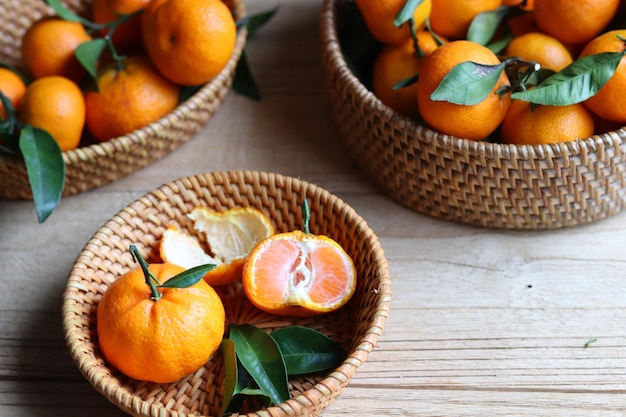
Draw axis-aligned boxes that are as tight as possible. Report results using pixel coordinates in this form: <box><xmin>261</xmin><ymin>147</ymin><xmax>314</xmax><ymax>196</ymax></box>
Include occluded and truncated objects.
<box><xmin>62</xmin><ymin>170</ymin><xmax>391</xmax><ymax>417</ymax></box>
<box><xmin>320</xmin><ymin>0</ymin><xmax>626</xmax><ymax>230</ymax></box>
<box><xmin>0</xmin><ymin>0</ymin><xmax>247</xmax><ymax>199</ymax></box>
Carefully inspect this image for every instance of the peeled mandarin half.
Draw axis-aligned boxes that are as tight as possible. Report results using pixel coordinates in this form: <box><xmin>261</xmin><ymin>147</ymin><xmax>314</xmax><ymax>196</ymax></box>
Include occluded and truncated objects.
<box><xmin>159</xmin><ymin>207</ymin><xmax>274</xmax><ymax>286</ymax></box>
<box><xmin>242</xmin><ymin>230</ymin><xmax>357</xmax><ymax>317</ymax></box>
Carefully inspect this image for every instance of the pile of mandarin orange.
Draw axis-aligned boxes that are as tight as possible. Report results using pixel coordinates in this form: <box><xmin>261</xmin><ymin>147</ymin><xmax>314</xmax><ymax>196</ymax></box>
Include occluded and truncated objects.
<box><xmin>357</xmin><ymin>0</ymin><xmax>626</xmax><ymax>145</ymax></box>
<box><xmin>0</xmin><ymin>0</ymin><xmax>237</xmax><ymax>152</ymax></box>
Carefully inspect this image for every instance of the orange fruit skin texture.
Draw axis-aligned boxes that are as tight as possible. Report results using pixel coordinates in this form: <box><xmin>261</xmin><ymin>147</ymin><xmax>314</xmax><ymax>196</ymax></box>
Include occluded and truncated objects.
<box><xmin>85</xmin><ymin>56</ymin><xmax>180</xmax><ymax>142</ymax></box>
<box><xmin>142</xmin><ymin>0</ymin><xmax>237</xmax><ymax>86</ymax></box>
<box><xmin>372</xmin><ymin>30</ymin><xmax>441</xmax><ymax>118</ymax></box>
<box><xmin>416</xmin><ymin>40</ymin><xmax>512</xmax><ymax>141</ymax></box>
<box><xmin>242</xmin><ymin>230</ymin><xmax>357</xmax><ymax>317</ymax></box>
<box><xmin>533</xmin><ymin>0</ymin><xmax>621</xmax><ymax>45</ymax></box>
<box><xmin>0</xmin><ymin>68</ymin><xmax>26</xmax><ymax>119</ymax></box>
<box><xmin>19</xmin><ymin>76</ymin><xmax>85</xmax><ymax>151</ymax></box>
<box><xmin>96</xmin><ymin>263</ymin><xmax>226</xmax><ymax>383</ymax></box>
<box><xmin>501</xmin><ymin>100</ymin><xmax>595</xmax><ymax>145</ymax></box>
<box><xmin>354</xmin><ymin>0</ymin><xmax>432</xmax><ymax>45</ymax></box>
<box><xmin>579</xmin><ymin>30</ymin><xmax>626</xmax><ymax>124</ymax></box>
<box><xmin>20</xmin><ymin>17</ymin><xmax>91</xmax><ymax>82</ymax></box>
<box><xmin>92</xmin><ymin>0</ymin><xmax>152</xmax><ymax>53</ymax></box>
<box><xmin>504</xmin><ymin>32</ymin><xmax>573</xmax><ymax>72</ymax></box>
<box><xmin>430</xmin><ymin>0</ymin><xmax>502</xmax><ymax>40</ymax></box>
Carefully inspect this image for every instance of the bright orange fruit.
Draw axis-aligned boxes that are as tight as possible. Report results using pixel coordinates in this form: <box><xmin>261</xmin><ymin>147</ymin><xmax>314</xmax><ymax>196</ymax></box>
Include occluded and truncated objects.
<box><xmin>533</xmin><ymin>0</ymin><xmax>621</xmax><ymax>45</ymax></box>
<box><xmin>85</xmin><ymin>56</ymin><xmax>179</xmax><ymax>142</ymax></box>
<box><xmin>0</xmin><ymin>68</ymin><xmax>26</xmax><ymax>119</ymax></box>
<box><xmin>354</xmin><ymin>0</ymin><xmax>432</xmax><ymax>45</ymax></box>
<box><xmin>578</xmin><ymin>29</ymin><xmax>626</xmax><ymax>124</ymax></box>
<box><xmin>416</xmin><ymin>40</ymin><xmax>511</xmax><ymax>141</ymax></box>
<box><xmin>242</xmin><ymin>230</ymin><xmax>357</xmax><ymax>317</ymax></box>
<box><xmin>19</xmin><ymin>76</ymin><xmax>85</xmax><ymax>151</ymax></box>
<box><xmin>97</xmin><ymin>260</ymin><xmax>225</xmax><ymax>383</ymax></box>
<box><xmin>142</xmin><ymin>0</ymin><xmax>237</xmax><ymax>86</ymax></box>
<box><xmin>20</xmin><ymin>17</ymin><xmax>91</xmax><ymax>82</ymax></box>
<box><xmin>500</xmin><ymin>100</ymin><xmax>594</xmax><ymax>145</ymax></box>
<box><xmin>91</xmin><ymin>0</ymin><xmax>152</xmax><ymax>53</ymax></box>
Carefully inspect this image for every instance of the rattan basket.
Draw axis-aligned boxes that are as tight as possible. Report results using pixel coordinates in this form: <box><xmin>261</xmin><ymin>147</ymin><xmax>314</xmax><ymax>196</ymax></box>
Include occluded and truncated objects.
<box><xmin>62</xmin><ymin>170</ymin><xmax>391</xmax><ymax>417</ymax></box>
<box><xmin>320</xmin><ymin>0</ymin><xmax>626</xmax><ymax>230</ymax></box>
<box><xmin>0</xmin><ymin>0</ymin><xmax>247</xmax><ymax>199</ymax></box>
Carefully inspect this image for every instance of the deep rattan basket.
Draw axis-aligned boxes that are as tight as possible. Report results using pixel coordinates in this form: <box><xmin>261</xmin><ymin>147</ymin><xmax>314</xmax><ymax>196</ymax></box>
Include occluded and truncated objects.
<box><xmin>62</xmin><ymin>170</ymin><xmax>391</xmax><ymax>417</ymax></box>
<box><xmin>320</xmin><ymin>0</ymin><xmax>626</xmax><ymax>230</ymax></box>
<box><xmin>0</xmin><ymin>0</ymin><xmax>247</xmax><ymax>199</ymax></box>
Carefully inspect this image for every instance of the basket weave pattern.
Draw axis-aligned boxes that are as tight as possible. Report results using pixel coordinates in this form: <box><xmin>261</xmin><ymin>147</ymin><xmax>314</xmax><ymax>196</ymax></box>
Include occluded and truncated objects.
<box><xmin>62</xmin><ymin>171</ymin><xmax>392</xmax><ymax>417</ymax></box>
<box><xmin>320</xmin><ymin>0</ymin><xmax>626</xmax><ymax>230</ymax></box>
<box><xmin>0</xmin><ymin>0</ymin><xmax>247</xmax><ymax>199</ymax></box>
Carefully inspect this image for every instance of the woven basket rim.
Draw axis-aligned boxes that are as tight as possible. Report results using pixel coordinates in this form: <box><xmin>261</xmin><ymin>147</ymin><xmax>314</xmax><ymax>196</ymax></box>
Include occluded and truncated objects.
<box><xmin>62</xmin><ymin>170</ymin><xmax>392</xmax><ymax>417</ymax></box>
<box><xmin>320</xmin><ymin>0</ymin><xmax>626</xmax><ymax>156</ymax></box>
<box><xmin>62</xmin><ymin>22</ymin><xmax>248</xmax><ymax>165</ymax></box>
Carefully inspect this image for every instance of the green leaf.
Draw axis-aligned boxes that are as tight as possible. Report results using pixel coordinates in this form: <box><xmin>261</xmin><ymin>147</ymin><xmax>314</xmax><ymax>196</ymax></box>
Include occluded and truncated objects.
<box><xmin>229</xmin><ymin>324</ymin><xmax>290</xmax><ymax>406</ymax></box>
<box><xmin>221</xmin><ymin>339</ymin><xmax>242</xmax><ymax>416</ymax></box>
<box><xmin>271</xmin><ymin>326</ymin><xmax>347</xmax><ymax>375</ymax></box>
<box><xmin>394</xmin><ymin>0</ymin><xmax>425</xmax><ymax>26</ymax></box>
<box><xmin>237</xmin><ymin>8</ymin><xmax>278</xmax><ymax>36</ymax></box>
<box><xmin>511</xmin><ymin>52</ymin><xmax>624</xmax><ymax>105</ymax></box>
<box><xmin>431</xmin><ymin>61</ymin><xmax>506</xmax><ymax>105</ymax></box>
<box><xmin>393</xmin><ymin>73</ymin><xmax>419</xmax><ymax>90</ymax></box>
<box><xmin>159</xmin><ymin>263</ymin><xmax>216</xmax><ymax>288</ymax></box>
<box><xmin>44</xmin><ymin>0</ymin><xmax>86</xmax><ymax>23</ymax></box>
<box><xmin>19</xmin><ymin>125</ymin><xmax>65</xmax><ymax>223</ymax></box>
<box><xmin>467</xmin><ymin>6</ymin><xmax>516</xmax><ymax>46</ymax></box>
<box><xmin>486</xmin><ymin>28</ymin><xmax>513</xmax><ymax>54</ymax></box>
<box><xmin>233</xmin><ymin>51</ymin><xmax>261</xmax><ymax>100</ymax></box>
<box><xmin>75</xmin><ymin>39</ymin><xmax>107</xmax><ymax>80</ymax></box>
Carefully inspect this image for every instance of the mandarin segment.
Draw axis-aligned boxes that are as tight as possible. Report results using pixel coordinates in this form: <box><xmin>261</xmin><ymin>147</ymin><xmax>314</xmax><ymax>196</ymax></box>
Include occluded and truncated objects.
<box><xmin>242</xmin><ymin>230</ymin><xmax>357</xmax><ymax>317</ymax></box>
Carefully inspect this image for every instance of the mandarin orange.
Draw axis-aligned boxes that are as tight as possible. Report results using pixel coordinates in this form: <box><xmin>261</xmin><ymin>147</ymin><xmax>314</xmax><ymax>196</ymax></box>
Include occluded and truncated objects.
<box><xmin>20</xmin><ymin>17</ymin><xmax>91</xmax><ymax>82</ymax></box>
<box><xmin>416</xmin><ymin>40</ymin><xmax>511</xmax><ymax>141</ymax></box>
<box><xmin>578</xmin><ymin>30</ymin><xmax>626</xmax><ymax>123</ymax></box>
<box><xmin>19</xmin><ymin>76</ymin><xmax>85</xmax><ymax>151</ymax></box>
<box><xmin>500</xmin><ymin>100</ymin><xmax>594</xmax><ymax>145</ymax></box>
<box><xmin>354</xmin><ymin>0</ymin><xmax>432</xmax><ymax>45</ymax></box>
<box><xmin>142</xmin><ymin>0</ymin><xmax>237</xmax><ymax>86</ymax></box>
<box><xmin>85</xmin><ymin>56</ymin><xmax>179</xmax><ymax>142</ymax></box>
<box><xmin>97</xmin><ymin>255</ymin><xmax>225</xmax><ymax>383</ymax></box>
<box><xmin>533</xmin><ymin>0</ymin><xmax>621</xmax><ymax>45</ymax></box>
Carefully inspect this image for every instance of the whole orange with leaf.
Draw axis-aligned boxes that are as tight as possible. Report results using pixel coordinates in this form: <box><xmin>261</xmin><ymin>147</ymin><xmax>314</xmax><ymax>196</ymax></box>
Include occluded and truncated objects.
<box><xmin>97</xmin><ymin>248</ymin><xmax>225</xmax><ymax>383</ymax></box>
<box><xmin>579</xmin><ymin>29</ymin><xmax>626</xmax><ymax>123</ymax></box>
<box><xmin>354</xmin><ymin>0</ymin><xmax>432</xmax><ymax>45</ymax></box>
<box><xmin>91</xmin><ymin>0</ymin><xmax>152</xmax><ymax>53</ymax></box>
<box><xmin>20</xmin><ymin>17</ymin><xmax>91</xmax><ymax>82</ymax></box>
<box><xmin>372</xmin><ymin>30</ymin><xmax>442</xmax><ymax>118</ymax></box>
<box><xmin>416</xmin><ymin>40</ymin><xmax>511</xmax><ymax>141</ymax></box>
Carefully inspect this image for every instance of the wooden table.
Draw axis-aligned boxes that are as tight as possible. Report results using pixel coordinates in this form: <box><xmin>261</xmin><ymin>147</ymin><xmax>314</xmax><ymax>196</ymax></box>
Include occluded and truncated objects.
<box><xmin>2</xmin><ymin>1</ymin><xmax>625</xmax><ymax>415</ymax></box>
